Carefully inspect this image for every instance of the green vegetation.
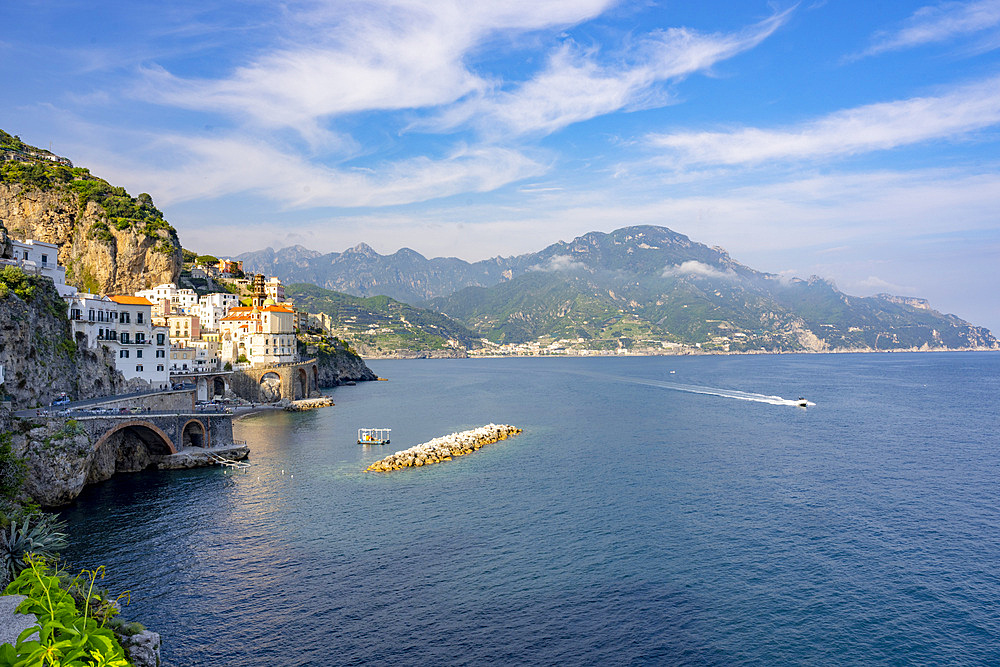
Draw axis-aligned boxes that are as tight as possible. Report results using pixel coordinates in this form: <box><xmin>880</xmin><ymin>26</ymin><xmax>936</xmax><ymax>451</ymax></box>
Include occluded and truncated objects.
<box><xmin>0</xmin><ymin>434</ymin><xmax>26</xmax><ymax>506</ymax></box>
<box><xmin>0</xmin><ymin>267</ymin><xmax>67</xmax><ymax>318</ymax></box>
<box><xmin>288</xmin><ymin>283</ymin><xmax>480</xmax><ymax>355</ymax></box>
<box><xmin>1</xmin><ymin>557</ymin><xmax>130</xmax><ymax>666</ymax></box>
<box><xmin>1</xmin><ymin>129</ymin><xmax>180</xmax><ymax>256</ymax></box>
<box><xmin>195</xmin><ymin>254</ymin><xmax>219</xmax><ymax>265</ymax></box>
<box><xmin>0</xmin><ymin>515</ymin><xmax>67</xmax><ymax>587</ymax></box>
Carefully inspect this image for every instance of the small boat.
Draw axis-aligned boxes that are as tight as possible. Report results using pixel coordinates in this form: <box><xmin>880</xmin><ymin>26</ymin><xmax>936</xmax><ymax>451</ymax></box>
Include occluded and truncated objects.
<box><xmin>358</xmin><ymin>427</ymin><xmax>391</xmax><ymax>445</ymax></box>
<box><xmin>795</xmin><ymin>397</ymin><xmax>808</xmax><ymax>408</ymax></box>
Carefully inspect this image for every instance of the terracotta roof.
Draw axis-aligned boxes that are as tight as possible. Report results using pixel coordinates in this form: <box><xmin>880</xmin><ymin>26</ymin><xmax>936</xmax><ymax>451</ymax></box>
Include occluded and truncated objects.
<box><xmin>109</xmin><ymin>295</ymin><xmax>152</xmax><ymax>306</ymax></box>
<box><xmin>263</xmin><ymin>305</ymin><xmax>294</xmax><ymax>313</ymax></box>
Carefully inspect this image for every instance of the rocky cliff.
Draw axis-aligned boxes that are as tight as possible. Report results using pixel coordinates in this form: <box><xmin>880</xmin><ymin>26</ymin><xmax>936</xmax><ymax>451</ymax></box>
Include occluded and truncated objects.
<box><xmin>0</xmin><ymin>266</ymin><xmax>125</xmax><ymax>408</ymax></box>
<box><xmin>1</xmin><ymin>131</ymin><xmax>182</xmax><ymax>294</ymax></box>
<box><xmin>298</xmin><ymin>334</ymin><xmax>378</xmax><ymax>387</ymax></box>
<box><xmin>0</xmin><ymin>183</ymin><xmax>181</xmax><ymax>295</ymax></box>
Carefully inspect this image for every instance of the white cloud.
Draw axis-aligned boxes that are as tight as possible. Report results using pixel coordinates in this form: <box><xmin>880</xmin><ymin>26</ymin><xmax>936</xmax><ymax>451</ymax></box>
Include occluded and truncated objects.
<box><xmin>662</xmin><ymin>260</ymin><xmax>735</xmax><ymax>279</ymax></box>
<box><xmin>91</xmin><ymin>133</ymin><xmax>547</xmax><ymax>208</ymax></box>
<box><xmin>136</xmin><ymin>0</ymin><xmax>616</xmax><ymax>140</ymax></box>
<box><xmin>530</xmin><ymin>255</ymin><xmax>588</xmax><ymax>272</ymax></box>
<box><xmin>860</xmin><ymin>0</ymin><xmax>1000</xmax><ymax>57</ymax></box>
<box><xmin>854</xmin><ymin>275</ymin><xmax>914</xmax><ymax>294</ymax></box>
<box><xmin>647</xmin><ymin>75</ymin><xmax>1000</xmax><ymax>166</ymax></box>
<box><xmin>424</xmin><ymin>9</ymin><xmax>793</xmax><ymax>137</ymax></box>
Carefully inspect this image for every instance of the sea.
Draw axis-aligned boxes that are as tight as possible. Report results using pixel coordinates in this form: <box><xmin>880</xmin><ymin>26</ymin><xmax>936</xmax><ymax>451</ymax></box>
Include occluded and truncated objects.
<box><xmin>60</xmin><ymin>352</ymin><xmax>1000</xmax><ymax>666</ymax></box>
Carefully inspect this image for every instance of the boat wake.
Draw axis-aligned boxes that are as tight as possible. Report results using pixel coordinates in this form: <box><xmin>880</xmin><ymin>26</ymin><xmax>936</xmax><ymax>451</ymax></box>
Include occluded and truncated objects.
<box><xmin>577</xmin><ymin>371</ymin><xmax>815</xmax><ymax>407</ymax></box>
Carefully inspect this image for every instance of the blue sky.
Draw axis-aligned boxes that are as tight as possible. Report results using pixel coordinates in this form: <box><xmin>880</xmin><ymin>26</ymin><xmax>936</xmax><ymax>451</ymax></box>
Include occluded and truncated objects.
<box><xmin>2</xmin><ymin>0</ymin><xmax>1000</xmax><ymax>331</ymax></box>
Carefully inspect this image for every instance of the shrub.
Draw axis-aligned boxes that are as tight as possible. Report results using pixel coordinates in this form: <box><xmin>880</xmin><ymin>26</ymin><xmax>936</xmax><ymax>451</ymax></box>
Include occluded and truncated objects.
<box><xmin>1</xmin><ymin>556</ymin><xmax>130</xmax><ymax>666</ymax></box>
<box><xmin>0</xmin><ymin>513</ymin><xmax>68</xmax><ymax>587</ymax></box>
<box><xmin>0</xmin><ymin>434</ymin><xmax>26</xmax><ymax>502</ymax></box>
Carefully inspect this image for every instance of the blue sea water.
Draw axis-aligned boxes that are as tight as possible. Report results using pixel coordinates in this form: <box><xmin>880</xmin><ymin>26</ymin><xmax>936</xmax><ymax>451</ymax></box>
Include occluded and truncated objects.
<box><xmin>60</xmin><ymin>353</ymin><xmax>1000</xmax><ymax>665</ymax></box>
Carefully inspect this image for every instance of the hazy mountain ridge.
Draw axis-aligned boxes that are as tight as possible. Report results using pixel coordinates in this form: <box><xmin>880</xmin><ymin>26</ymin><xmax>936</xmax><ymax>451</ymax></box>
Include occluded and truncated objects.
<box><xmin>239</xmin><ymin>242</ymin><xmax>519</xmax><ymax>304</ymax></box>
<box><xmin>241</xmin><ymin>226</ymin><xmax>997</xmax><ymax>353</ymax></box>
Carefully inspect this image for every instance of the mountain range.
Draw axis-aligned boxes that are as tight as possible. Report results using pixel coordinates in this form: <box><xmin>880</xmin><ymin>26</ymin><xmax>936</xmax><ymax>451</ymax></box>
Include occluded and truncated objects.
<box><xmin>240</xmin><ymin>226</ymin><xmax>997</xmax><ymax>354</ymax></box>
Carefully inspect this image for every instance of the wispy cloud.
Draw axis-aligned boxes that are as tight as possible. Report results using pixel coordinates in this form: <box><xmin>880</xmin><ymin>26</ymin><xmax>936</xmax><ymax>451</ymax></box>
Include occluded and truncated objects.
<box><xmin>136</xmin><ymin>0</ymin><xmax>617</xmax><ymax>141</ymax></box>
<box><xmin>855</xmin><ymin>275</ymin><xmax>914</xmax><ymax>294</ymax></box>
<box><xmin>530</xmin><ymin>255</ymin><xmax>588</xmax><ymax>272</ymax></box>
<box><xmin>662</xmin><ymin>260</ymin><xmax>736</xmax><ymax>279</ymax></box>
<box><xmin>647</xmin><ymin>75</ymin><xmax>1000</xmax><ymax>167</ymax></box>
<box><xmin>859</xmin><ymin>0</ymin><xmax>1000</xmax><ymax>58</ymax></box>
<box><xmin>92</xmin><ymin>133</ymin><xmax>547</xmax><ymax>208</ymax></box>
<box><xmin>424</xmin><ymin>8</ymin><xmax>793</xmax><ymax>137</ymax></box>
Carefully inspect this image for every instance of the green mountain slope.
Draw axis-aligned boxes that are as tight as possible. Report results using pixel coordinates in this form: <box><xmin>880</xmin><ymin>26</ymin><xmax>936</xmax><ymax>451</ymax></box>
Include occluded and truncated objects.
<box><xmin>428</xmin><ymin>226</ymin><xmax>997</xmax><ymax>353</ymax></box>
<box><xmin>287</xmin><ymin>283</ymin><xmax>480</xmax><ymax>357</ymax></box>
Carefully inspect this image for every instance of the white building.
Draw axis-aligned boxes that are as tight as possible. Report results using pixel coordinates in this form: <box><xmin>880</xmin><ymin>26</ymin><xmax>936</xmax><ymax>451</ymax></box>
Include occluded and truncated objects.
<box><xmin>264</xmin><ymin>277</ymin><xmax>285</xmax><ymax>302</ymax></box>
<box><xmin>2</xmin><ymin>239</ymin><xmax>76</xmax><ymax>297</ymax></box>
<box><xmin>169</xmin><ymin>343</ymin><xmax>218</xmax><ymax>373</ymax></box>
<box><xmin>191</xmin><ymin>292</ymin><xmax>240</xmax><ymax>332</ymax></box>
<box><xmin>65</xmin><ymin>293</ymin><xmax>170</xmax><ymax>390</ymax></box>
<box><xmin>220</xmin><ymin>305</ymin><xmax>298</xmax><ymax>366</ymax></box>
<box><xmin>135</xmin><ymin>283</ymin><xmax>199</xmax><ymax>315</ymax></box>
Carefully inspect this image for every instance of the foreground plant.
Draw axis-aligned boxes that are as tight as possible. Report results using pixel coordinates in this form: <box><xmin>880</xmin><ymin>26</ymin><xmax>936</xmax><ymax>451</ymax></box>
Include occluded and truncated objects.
<box><xmin>0</xmin><ymin>556</ymin><xmax>130</xmax><ymax>666</ymax></box>
<box><xmin>0</xmin><ymin>514</ymin><xmax>68</xmax><ymax>587</ymax></box>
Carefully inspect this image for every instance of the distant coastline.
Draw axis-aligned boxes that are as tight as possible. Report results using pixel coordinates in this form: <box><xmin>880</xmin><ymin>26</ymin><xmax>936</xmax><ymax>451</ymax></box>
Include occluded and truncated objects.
<box><xmin>363</xmin><ymin>346</ymin><xmax>998</xmax><ymax>360</ymax></box>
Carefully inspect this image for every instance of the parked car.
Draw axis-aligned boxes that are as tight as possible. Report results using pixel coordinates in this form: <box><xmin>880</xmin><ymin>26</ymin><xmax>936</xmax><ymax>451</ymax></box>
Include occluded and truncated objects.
<box><xmin>51</xmin><ymin>393</ymin><xmax>70</xmax><ymax>406</ymax></box>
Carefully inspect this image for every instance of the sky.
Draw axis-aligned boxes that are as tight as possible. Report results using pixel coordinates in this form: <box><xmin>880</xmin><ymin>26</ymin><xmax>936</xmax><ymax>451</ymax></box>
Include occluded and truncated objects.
<box><xmin>2</xmin><ymin>0</ymin><xmax>999</xmax><ymax>331</ymax></box>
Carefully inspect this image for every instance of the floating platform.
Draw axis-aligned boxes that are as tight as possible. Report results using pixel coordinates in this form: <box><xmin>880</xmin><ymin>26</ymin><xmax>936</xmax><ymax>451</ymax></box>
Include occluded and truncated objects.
<box><xmin>358</xmin><ymin>427</ymin><xmax>391</xmax><ymax>445</ymax></box>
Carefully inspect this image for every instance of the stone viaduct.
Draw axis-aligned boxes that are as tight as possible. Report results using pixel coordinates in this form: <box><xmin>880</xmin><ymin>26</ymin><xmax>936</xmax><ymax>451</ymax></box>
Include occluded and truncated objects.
<box><xmin>77</xmin><ymin>412</ymin><xmax>235</xmax><ymax>455</ymax></box>
<box><xmin>231</xmin><ymin>358</ymin><xmax>321</xmax><ymax>403</ymax></box>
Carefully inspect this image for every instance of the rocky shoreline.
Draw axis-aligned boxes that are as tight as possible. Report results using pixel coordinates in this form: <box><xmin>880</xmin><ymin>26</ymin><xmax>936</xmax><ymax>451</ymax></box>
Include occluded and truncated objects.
<box><xmin>365</xmin><ymin>424</ymin><xmax>522</xmax><ymax>472</ymax></box>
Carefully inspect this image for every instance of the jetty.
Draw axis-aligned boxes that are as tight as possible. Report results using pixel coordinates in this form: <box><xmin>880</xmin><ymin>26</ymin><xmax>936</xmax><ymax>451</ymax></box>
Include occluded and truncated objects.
<box><xmin>365</xmin><ymin>424</ymin><xmax>522</xmax><ymax>472</ymax></box>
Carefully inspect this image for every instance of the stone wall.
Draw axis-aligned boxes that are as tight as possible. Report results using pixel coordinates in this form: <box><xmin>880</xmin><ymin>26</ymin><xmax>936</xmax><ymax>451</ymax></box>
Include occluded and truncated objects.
<box><xmin>92</xmin><ymin>390</ymin><xmax>195</xmax><ymax>412</ymax></box>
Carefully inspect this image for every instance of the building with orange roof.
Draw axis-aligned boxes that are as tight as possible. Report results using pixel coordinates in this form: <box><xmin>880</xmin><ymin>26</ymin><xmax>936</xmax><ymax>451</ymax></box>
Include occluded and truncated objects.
<box><xmin>65</xmin><ymin>293</ymin><xmax>170</xmax><ymax>390</ymax></box>
<box><xmin>219</xmin><ymin>302</ymin><xmax>298</xmax><ymax>366</ymax></box>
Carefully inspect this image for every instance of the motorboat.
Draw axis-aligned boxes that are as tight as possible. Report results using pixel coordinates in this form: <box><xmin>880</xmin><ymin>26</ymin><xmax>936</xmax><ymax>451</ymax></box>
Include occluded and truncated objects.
<box><xmin>795</xmin><ymin>397</ymin><xmax>808</xmax><ymax>408</ymax></box>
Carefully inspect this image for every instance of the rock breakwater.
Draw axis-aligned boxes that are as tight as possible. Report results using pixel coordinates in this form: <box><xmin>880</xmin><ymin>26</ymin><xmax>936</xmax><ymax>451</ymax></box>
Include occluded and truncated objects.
<box><xmin>365</xmin><ymin>424</ymin><xmax>521</xmax><ymax>472</ymax></box>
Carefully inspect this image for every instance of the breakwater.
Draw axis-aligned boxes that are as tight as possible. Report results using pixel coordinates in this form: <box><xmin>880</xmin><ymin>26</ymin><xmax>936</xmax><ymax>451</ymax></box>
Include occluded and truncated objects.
<box><xmin>365</xmin><ymin>424</ymin><xmax>522</xmax><ymax>472</ymax></box>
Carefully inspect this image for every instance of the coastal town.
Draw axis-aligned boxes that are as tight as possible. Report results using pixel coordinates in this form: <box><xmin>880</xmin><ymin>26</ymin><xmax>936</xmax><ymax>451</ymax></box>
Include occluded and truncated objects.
<box><xmin>1</xmin><ymin>234</ymin><xmax>338</xmax><ymax>401</ymax></box>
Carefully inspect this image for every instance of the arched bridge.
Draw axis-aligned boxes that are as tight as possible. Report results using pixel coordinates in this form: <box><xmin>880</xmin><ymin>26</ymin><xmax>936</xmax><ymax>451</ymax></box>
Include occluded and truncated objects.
<box><xmin>234</xmin><ymin>359</ymin><xmax>320</xmax><ymax>403</ymax></box>
<box><xmin>75</xmin><ymin>412</ymin><xmax>235</xmax><ymax>454</ymax></box>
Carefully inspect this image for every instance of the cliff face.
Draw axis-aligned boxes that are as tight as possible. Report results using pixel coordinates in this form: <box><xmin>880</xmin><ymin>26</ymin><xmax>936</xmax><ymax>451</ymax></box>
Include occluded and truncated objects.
<box><xmin>0</xmin><ymin>271</ymin><xmax>125</xmax><ymax>408</ymax></box>
<box><xmin>298</xmin><ymin>334</ymin><xmax>378</xmax><ymax>387</ymax></box>
<box><xmin>0</xmin><ymin>183</ymin><xmax>181</xmax><ymax>294</ymax></box>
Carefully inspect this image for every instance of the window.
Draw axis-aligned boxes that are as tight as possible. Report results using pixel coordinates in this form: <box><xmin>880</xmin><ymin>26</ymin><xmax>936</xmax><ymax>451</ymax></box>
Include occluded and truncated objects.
<box><xmin>136</xmin><ymin>333</ymin><xmax>145</xmax><ymax>344</ymax></box>
<box><xmin>88</xmin><ymin>309</ymin><xmax>95</xmax><ymax>321</ymax></box>
<box><xmin>156</xmin><ymin>364</ymin><xmax>164</xmax><ymax>371</ymax></box>
<box><xmin>41</xmin><ymin>254</ymin><xmax>47</xmax><ymax>264</ymax></box>
<box><xmin>157</xmin><ymin>333</ymin><xmax>165</xmax><ymax>345</ymax></box>
<box><xmin>120</xmin><ymin>332</ymin><xmax>129</xmax><ymax>344</ymax></box>
<box><xmin>137</xmin><ymin>350</ymin><xmax>143</xmax><ymax>359</ymax></box>
<box><xmin>136</xmin><ymin>365</ymin><xmax>143</xmax><ymax>372</ymax></box>
<box><xmin>121</xmin><ymin>312</ymin><xmax>130</xmax><ymax>324</ymax></box>
<box><xmin>119</xmin><ymin>350</ymin><xmax>129</xmax><ymax>358</ymax></box>
<box><xmin>156</xmin><ymin>350</ymin><xmax>165</xmax><ymax>358</ymax></box>
<box><xmin>137</xmin><ymin>312</ymin><xmax>144</xmax><ymax>324</ymax></box>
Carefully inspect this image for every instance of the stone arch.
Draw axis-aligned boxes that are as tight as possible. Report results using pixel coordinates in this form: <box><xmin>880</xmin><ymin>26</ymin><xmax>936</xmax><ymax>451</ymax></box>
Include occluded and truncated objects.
<box><xmin>93</xmin><ymin>421</ymin><xmax>176</xmax><ymax>455</ymax></box>
<box><xmin>296</xmin><ymin>368</ymin><xmax>308</xmax><ymax>400</ymax></box>
<box><xmin>312</xmin><ymin>365</ymin><xmax>319</xmax><ymax>392</ymax></box>
<box><xmin>212</xmin><ymin>376</ymin><xmax>226</xmax><ymax>398</ymax></box>
<box><xmin>181</xmin><ymin>419</ymin><xmax>209</xmax><ymax>448</ymax></box>
<box><xmin>259</xmin><ymin>371</ymin><xmax>281</xmax><ymax>402</ymax></box>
